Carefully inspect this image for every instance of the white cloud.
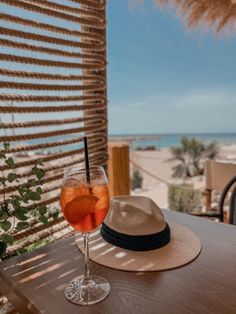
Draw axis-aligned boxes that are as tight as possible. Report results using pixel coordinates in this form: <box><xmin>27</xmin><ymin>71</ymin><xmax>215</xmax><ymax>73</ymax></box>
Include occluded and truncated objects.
<box><xmin>172</xmin><ymin>89</ymin><xmax>236</xmax><ymax>109</ymax></box>
<box><xmin>108</xmin><ymin>87</ymin><xmax>236</xmax><ymax>134</ymax></box>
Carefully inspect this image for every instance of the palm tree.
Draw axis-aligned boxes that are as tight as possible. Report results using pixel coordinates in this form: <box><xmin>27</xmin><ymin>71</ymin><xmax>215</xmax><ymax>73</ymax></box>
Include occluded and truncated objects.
<box><xmin>169</xmin><ymin>139</ymin><xmax>192</xmax><ymax>178</ymax></box>
<box><xmin>169</xmin><ymin>137</ymin><xmax>219</xmax><ymax>178</ymax></box>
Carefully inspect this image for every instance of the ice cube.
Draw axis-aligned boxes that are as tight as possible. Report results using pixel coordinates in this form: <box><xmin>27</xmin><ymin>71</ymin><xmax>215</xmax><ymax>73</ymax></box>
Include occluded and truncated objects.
<box><xmin>64</xmin><ymin>178</ymin><xmax>80</xmax><ymax>187</ymax></box>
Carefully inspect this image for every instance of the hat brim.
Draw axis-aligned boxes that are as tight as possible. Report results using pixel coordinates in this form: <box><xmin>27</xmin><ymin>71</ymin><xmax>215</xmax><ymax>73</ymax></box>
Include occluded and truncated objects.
<box><xmin>75</xmin><ymin>221</ymin><xmax>201</xmax><ymax>272</ymax></box>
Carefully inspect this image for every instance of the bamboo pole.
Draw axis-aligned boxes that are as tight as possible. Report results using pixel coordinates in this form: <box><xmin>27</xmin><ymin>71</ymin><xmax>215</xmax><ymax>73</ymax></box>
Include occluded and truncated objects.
<box><xmin>108</xmin><ymin>143</ymin><xmax>130</xmax><ymax>197</ymax></box>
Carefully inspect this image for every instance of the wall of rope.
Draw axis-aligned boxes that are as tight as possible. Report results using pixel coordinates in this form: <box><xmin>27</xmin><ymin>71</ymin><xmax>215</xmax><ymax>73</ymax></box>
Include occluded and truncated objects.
<box><xmin>0</xmin><ymin>0</ymin><xmax>107</xmax><ymax>248</ymax></box>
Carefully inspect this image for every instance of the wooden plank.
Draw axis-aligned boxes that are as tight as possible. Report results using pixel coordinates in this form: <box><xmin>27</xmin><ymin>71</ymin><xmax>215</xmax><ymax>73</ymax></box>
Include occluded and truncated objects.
<box><xmin>0</xmin><ymin>211</ymin><xmax>236</xmax><ymax>314</ymax></box>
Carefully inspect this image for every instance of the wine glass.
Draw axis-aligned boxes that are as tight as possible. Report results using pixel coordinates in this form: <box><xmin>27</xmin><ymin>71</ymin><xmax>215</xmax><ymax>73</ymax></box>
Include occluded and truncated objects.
<box><xmin>60</xmin><ymin>165</ymin><xmax>110</xmax><ymax>305</ymax></box>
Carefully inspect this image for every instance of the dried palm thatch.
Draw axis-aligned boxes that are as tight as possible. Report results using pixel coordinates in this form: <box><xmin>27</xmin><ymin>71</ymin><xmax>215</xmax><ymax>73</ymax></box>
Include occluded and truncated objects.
<box><xmin>155</xmin><ymin>0</ymin><xmax>236</xmax><ymax>32</ymax></box>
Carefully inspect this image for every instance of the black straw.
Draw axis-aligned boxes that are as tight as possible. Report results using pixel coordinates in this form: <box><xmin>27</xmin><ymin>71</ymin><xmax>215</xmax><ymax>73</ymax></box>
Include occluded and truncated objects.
<box><xmin>83</xmin><ymin>136</ymin><xmax>91</xmax><ymax>183</ymax></box>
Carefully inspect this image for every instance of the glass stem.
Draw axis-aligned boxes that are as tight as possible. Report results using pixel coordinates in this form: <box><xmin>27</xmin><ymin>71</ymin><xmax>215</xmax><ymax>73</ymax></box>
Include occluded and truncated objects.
<box><xmin>83</xmin><ymin>232</ymin><xmax>90</xmax><ymax>282</ymax></box>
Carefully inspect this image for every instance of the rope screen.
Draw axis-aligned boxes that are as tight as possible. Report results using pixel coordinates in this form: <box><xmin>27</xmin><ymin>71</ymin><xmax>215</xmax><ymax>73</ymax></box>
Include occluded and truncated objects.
<box><xmin>0</xmin><ymin>0</ymin><xmax>107</xmax><ymax>249</ymax></box>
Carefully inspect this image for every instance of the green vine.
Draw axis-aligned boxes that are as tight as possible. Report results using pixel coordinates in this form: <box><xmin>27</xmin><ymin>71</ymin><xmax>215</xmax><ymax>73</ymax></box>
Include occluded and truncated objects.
<box><xmin>0</xmin><ymin>143</ymin><xmax>59</xmax><ymax>260</ymax></box>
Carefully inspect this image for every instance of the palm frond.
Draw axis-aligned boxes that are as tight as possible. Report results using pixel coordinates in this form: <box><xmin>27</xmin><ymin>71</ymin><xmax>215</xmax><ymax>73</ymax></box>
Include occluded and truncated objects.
<box><xmin>155</xmin><ymin>0</ymin><xmax>236</xmax><ymax>32</ymax></box>
<box><xmin>169</xmin><ymin>136</ymin><xmax>220</xmax><ymax>178</ymax></box>
<box><xmin>172</xmin><ymin>163</ymin><xmax>189</xmax><ymax>178</ymax></box>
<box><xmin>204</xmin><ymin>141</ymin><xmax>220</xmax><ymax>159</ymax></box>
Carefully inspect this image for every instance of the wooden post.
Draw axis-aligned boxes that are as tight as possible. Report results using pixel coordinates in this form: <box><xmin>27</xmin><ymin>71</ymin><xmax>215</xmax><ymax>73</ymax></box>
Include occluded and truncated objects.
<box><xmin>205</xmin><ymin>189</ymin><xmax>212</xmax><ymax>211</ymax></box>
<box><xmin>108</xmin><ymin>143</ymin><xmax>130</xmax><ymax>197</ymax></box>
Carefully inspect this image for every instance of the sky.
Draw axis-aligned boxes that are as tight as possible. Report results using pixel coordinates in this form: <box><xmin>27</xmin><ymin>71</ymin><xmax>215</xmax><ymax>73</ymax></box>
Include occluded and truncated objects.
<box><xmin>107</xmin><ymin>0</ymin><xmax>236</xmax><ymax>135</ymax></box>
<box><xmin>0</xmin><ymin>0</ymin><xmax>235</xmax><ymax>137</ymax></box>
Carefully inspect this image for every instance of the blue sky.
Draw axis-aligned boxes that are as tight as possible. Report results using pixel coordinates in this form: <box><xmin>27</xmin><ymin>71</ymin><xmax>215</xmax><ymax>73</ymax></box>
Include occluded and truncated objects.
<box><xmin>107</xmin><ymin>0</ymin><xmax>236</xmax><ymax>134</ymax></box>
<box><xmin>0</xmin><ymin>1</ymin><xmax>235</xmax><ymax>137</ymax></box>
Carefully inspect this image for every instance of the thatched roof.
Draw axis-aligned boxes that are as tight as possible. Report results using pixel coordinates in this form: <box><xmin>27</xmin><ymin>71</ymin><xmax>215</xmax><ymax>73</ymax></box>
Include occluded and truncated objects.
<box><xmin>155</xmin><ymin>0</ymin><xmax>236</xmax><ymax>32</ymax></box>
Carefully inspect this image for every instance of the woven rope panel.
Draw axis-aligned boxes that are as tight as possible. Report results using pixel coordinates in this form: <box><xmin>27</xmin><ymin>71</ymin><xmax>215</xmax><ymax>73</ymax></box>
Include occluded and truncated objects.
<box><xmin>0</xmin><ymin>0</ymin><xmax>107</xmax><ymax>252</ymax></box>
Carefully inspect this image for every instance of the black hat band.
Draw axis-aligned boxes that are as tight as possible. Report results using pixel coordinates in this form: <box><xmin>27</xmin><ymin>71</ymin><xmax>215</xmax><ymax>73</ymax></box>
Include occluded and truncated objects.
<box><xmin>100</xmin><ymin>222</ymin><xmax>171</xmax><ymax>251</ymax></box>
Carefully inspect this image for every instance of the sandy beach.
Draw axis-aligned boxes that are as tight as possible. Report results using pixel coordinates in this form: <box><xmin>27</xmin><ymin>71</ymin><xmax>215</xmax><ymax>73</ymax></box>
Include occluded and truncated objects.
<box><xmin>130</xmin><ymin>144</ymin><xmax>236</xmax><ymax>209</ymax></box>
<box><xmin>10</xmin><ymin>142</ymin><xmax>236</xmax><ymax>212</ymax></box>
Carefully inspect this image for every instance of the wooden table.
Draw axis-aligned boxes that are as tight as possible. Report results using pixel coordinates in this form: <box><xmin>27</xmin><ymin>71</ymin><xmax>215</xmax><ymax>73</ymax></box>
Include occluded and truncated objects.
<box><xmin>0</xmin><ymin>210</ymin><xmax>236</xmax><ymax>314</ymax></box>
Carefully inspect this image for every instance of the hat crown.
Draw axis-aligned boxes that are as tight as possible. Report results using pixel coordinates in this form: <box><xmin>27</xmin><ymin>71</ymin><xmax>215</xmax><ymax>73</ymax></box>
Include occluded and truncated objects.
<box><xmin>104</xmin><ymin>196</ymin><xmax>166</xmax><ymax>236</ymax></box>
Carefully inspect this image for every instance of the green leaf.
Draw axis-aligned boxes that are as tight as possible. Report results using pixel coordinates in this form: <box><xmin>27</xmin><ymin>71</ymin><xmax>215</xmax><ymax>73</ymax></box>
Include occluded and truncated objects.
<box><xmin>19</xmin><ymin>185</ymin><xmax>29</xmax><ymax>197</ymax></box>
<box><xmin>10</xmin><ymin>198</ymin><xmax>20</xmax><ymax>210</ymax></box>
<box><xmin>36</xmin><ymin>158</ymin><xmax>44</xmax><ymax>165</ymax></box>
<box><xmin>27</xmin><ymin>191</ymin><xmax>41</xmax><ymax>201</ymax></box>
<box><xmin>6</xmin><ymin>157</ymin><xmax>15</xmax><ymax>168</ymax></box>
<box><xmin>51</xmin><ymin>207</ymin><xmax>59</xmax><ymax>220</ymax></box>
<box><xmin>14</xmin><ymin>210</ymin><xmax>28</xmax><ymax>221</ymax></box>
<box><xmin>20</xmin><ymin>207</ymin><xmax>28</xmax><ymax>214</ymax></box>
<box><xmin>0</xmin><ymin>211</ymin><xmax>8</xmax><ymax>221</ymax></box>
<box><xmin>3</xmin><ymin>142</ymin><xmax>10</xmax><ymax>151</ymax></box>
<box><xmin>36</xmin><ymin>187</ymin><xmax>43</xmax><ymax>194</ymax></box>
<box><xmin>22</xmin><ymin>196</ymin><xmax>29</xmax><ymax>204</ymax></box>
<box><xmin>18</xmin><ymin>248</ymin><xmax>28</xmax><ymax>255</ymax></box>
<box><xmin>27</xmin><ymin>179</ymin><xmax>36</xmax><ymax>187</ymax></box>
<box><xmin>39</xmin><ymin>215</ymin><xmax>48</xmax><ymax>225</ymax></box>
<box><xmin>38</xmin><ymin>206</ymin><xmax>47</xmax><ymax>215</ymax></box>
<box><xmin>0</xmin><ymin>221</ymin><xmax>11</xmax><ymax>232</ymax></box>
<box><xmin>16</xmin><ymin>222</ymin><xmax>29</xmax><ymax>231</ymax></box>
<box><xmin>53</xmin><ymin>212</ymin><xmax>59</xmax><ymax>220</ymax></box>
<box><xmin>7</xmin><ymin>172</ymin><xmax>17</xmax><ymax>183</ymax></box>
<box><xmin>0</xmin><ymin>241</ymin><xmax>7</xmax><ymax>258</ymax></box>
<box><xmin>2</xmin><ymin>234</ymin><xmax>14</xmax><ymax>245</ymax></box>
<box><xmin>32</xmin><ymin>167</ymin><xmax>45</xmax><ymax>180</ymax></box>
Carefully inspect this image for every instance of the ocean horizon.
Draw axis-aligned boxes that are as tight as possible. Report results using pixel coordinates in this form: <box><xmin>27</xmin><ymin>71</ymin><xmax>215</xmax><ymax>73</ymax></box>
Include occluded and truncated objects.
<box><xmin>18</xmin><ymin>132</ymin><xmax>236</xmax><ymax>153</ymax></box>
<box><xmin>109</xmin><ymin>132</ymin><xmax>236</xmax><ymax>150</ymax></box>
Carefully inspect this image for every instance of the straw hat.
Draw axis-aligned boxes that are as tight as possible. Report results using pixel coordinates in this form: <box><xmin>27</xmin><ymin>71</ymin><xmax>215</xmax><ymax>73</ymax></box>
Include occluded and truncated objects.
<box><xmin>76</xmin><ymin>196</ymin><xmax>201</xmax><ymax>272</ymax></box>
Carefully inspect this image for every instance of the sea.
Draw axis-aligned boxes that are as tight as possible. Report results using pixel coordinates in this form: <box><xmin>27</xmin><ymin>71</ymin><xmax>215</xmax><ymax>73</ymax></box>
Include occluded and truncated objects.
<box><xmin>109</xmin><ymin>133</ymin><xmax>236</xmax><ymax>151</ymax></box>
<box><xmin>11</xmin><ymin>133</ymin><xmax>236</xmax><ymax>153</ymax></box>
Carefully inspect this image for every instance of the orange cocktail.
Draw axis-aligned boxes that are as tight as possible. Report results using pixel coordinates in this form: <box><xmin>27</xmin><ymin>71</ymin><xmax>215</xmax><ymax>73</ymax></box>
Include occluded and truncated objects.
<box><xmin>60</xmin><ymin>183</ymin><xmax>109</xmax><ymax>232</ymax></box>
<box><xmin>60</xmin><ymin>155</ymin><xmax>110</xmax><ymax>305</ymax></box>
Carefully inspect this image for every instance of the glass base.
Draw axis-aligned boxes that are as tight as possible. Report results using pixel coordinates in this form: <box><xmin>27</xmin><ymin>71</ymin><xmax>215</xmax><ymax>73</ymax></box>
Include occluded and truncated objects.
<box><xmin>64</xmin><ymin>275</ymin><xmax>110</xmax><ymax>305</ymax></box>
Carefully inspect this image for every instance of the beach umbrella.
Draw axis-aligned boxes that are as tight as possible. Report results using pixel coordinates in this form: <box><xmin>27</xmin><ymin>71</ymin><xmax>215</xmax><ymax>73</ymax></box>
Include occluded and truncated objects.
<box><xmin>154</xmin><ymin>0</ymin><xmax>236</xmax><ymax>32</ymax></box>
